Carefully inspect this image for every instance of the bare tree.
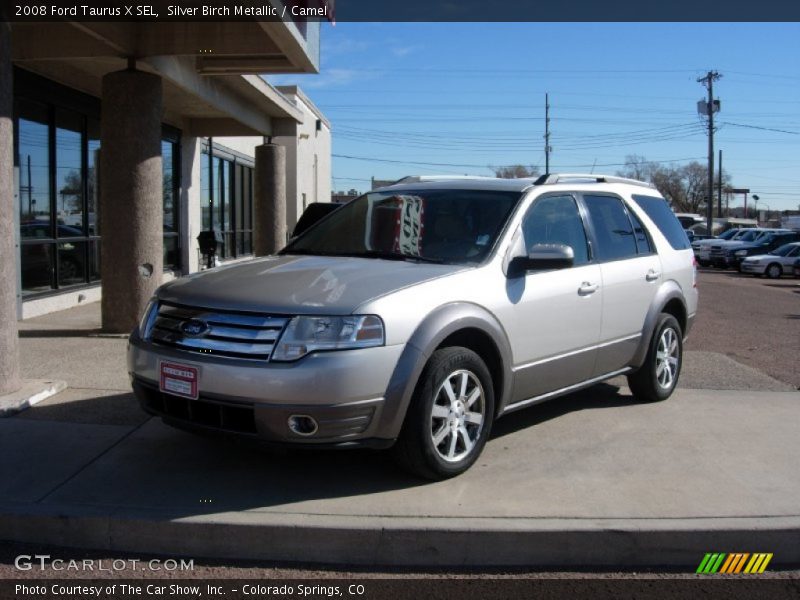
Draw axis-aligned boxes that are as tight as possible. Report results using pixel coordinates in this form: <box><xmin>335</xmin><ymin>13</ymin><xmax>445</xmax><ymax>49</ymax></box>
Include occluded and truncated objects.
<box><xmin>617</xmin><ymin>155</ymin><xmax>660</xmax><ymax>182</ymax></box>
<box><xmin>617</xmin><ymin>157</ymin><xmax>731</xmax><ymax>213</ymax></box>
<box><xmin>492</xmin><ymin>165</ymin><xmax>540</xmax><ymax>179</ymax></box>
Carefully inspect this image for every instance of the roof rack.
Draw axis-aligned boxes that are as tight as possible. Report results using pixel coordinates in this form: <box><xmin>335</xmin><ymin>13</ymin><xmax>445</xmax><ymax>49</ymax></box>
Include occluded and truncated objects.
<box><xmin>533</xmin><ymin>173</ymin><xmax>655</xmax><ymax>189</ymax></box>
<box><xmin>391</xmin><ymin>175</ymin><xmax>500</xmax><ymax>185</ymax></box>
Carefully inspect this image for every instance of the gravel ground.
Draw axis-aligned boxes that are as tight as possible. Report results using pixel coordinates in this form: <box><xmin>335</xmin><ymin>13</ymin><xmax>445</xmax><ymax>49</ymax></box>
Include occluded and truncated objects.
<box><xmin>686</xmin><ymin>268</ymin><xmax>800</xmax><ymax>389</ymax></box>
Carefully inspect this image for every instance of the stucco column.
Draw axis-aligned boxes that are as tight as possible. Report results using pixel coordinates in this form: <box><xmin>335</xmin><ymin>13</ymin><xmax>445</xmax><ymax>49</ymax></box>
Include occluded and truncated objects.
<box><xmin>100</xmin><ymin>69</ymin><xmax>163</xmax><ymax>333</ymax></box>
<box><xmin>0</xmin><ymin>23</ymin><xmax>21</xmax><ymax>395</ymax></box>
<box><xmin>254</xmin><ymin>143</ymin><xmax>287</xmax><ymax>256</ymax></box>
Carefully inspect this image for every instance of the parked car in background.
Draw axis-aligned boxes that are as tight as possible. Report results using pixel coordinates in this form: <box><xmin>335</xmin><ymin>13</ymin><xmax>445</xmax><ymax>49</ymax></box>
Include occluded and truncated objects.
<box><xmin>675</xmin><ymin>213</ymin><xmax>704</xmax><ymax>229</ymax></box>
<box><xmin>693</xmin><ymin>228</ymin><xmax>757</xmax><ymax>266</ymax></box>
<box><xmin>726</xmin><ymin>231</ymin><xmax>800</xmax><ymax>271</ymax></box>
<box><xmin>794</xmin><ymin>258</ymin><xmax>800</xmax><ymax>278</ymax></box>
<box><xmin>740</xmin><ymin>242</ymin><xmax>800</xmax><ymax>278</ymax></box>
<box><xmin>707</xmin><ymin>229</ymin><xmax>786</xmax><ymax>269</ymax></box>
<box><xmin>689</xmin><ymin>217</ymin><xmax>758</xmax><ymax>240</ymax></box>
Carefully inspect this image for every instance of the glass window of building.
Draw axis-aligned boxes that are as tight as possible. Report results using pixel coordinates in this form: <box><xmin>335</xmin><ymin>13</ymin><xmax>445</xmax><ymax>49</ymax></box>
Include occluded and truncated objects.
<box><xmin>200</xmin><ymin>144</ymin><xmax>254</xmax><ymax>263</ymax></box>
<box><xmin>162</xmin><ymin>139</ymin><xmax>180</xmax><ymax>270</ymax></box>
<box><xmin>15</xmin><ymin>74</ymin><xmax>182</xmax><ymax>296</ymax></box>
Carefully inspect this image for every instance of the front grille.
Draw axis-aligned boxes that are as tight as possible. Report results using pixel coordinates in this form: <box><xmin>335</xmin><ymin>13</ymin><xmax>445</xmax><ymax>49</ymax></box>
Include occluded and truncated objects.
<box><xmin>149</xmin><ymin>302</ymin><xmax>289</xmax><ymax>361</ymax></box>
<box><xmin>135</xmin><ymin>379</ymin><xmax>257</xmax><ymax>435</ymax></box>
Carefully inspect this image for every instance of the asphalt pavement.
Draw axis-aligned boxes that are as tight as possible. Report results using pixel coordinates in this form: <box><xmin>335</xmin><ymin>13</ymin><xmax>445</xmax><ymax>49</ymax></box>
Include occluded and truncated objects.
<box><xmin>1</xmin><ymin>296</ymin><xmax>799</xmax><ymax>568</ymax></box>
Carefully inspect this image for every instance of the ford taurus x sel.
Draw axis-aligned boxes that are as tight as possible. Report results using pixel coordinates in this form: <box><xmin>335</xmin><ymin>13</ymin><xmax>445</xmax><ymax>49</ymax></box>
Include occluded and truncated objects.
<box><xmin>129</xmin><ymin>174</ymin><xmax>698</xmax><ymax>480</ymax></box>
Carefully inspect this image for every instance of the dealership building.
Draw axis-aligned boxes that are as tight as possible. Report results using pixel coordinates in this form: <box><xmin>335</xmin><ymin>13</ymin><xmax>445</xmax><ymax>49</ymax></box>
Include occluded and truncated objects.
<box><xmin>0</xmin><ymin>15</ymin><xmax>331</xmax><ymax>398</ymax></box>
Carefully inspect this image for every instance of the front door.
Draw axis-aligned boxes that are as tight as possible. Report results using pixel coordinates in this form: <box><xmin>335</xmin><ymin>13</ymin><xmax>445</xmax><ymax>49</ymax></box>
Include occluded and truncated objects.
<box><xmin>504</xmin><ymin>194</ymin><xmax>602</xmax><ymax>405</ymax></box>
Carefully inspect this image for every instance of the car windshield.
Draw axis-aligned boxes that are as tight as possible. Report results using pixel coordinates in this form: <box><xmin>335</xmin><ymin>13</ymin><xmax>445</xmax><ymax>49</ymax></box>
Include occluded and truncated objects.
<box><xmin>769</xmin><ymin>243</ymin><xmax>797</xmax><ymax>257</ymax></box>
<box><xmin>737</xmin><ymin>230</ymin><xmax>762</xmax><ymax>242</ymax></box>
<box><xmin>718</xmin><ymin>229</ymin><xmax>740</xmax><ymax>240</ymax></box>
<box><xmin>283</xmin><ymin>189</ymin><xmax>522</xmax><ymax>264</ymax></box>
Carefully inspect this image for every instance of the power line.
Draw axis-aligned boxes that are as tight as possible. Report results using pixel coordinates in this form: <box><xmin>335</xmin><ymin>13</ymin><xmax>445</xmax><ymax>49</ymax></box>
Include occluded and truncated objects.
<box><xmin>332</xmin><ymin>153</ymin><xmax>708</xmax><ymax>170</ymax></box>
<box><xmin>721</xmin><ymin>122</ymin><xmax>800</xmax><ymax>135</ymax></box>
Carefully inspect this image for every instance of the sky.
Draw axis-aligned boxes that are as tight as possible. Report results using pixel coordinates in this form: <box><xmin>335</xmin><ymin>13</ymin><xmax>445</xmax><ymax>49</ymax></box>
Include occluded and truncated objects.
<box><xmin>269</xmin><ymin>22</ymin><xmax>800</xmax><ymax>212</ymax></box>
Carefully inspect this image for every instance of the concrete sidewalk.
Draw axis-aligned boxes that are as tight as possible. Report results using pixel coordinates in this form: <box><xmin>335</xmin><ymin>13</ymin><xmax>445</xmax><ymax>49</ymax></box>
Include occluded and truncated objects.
<box><xmin>2</xmin><ymin>302</ymin><xmax>799</xmax><ymax>567</ymax></box>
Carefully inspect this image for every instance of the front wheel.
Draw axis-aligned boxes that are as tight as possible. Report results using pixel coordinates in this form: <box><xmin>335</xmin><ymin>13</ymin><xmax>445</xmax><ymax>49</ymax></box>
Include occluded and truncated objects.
<box><xmin>392</xmin><ymin>347</ymin><xmax>494</xmax><ymax>480</ymax></box>
<box><xmin>627</xmin><ymin>314</ymin><xmax>683</xmax><ymax>403</ymax></box>
<box><xmin>765</xmin><ymin>263</ymin><xmax>782</xmax><ymax>279</ymax></box>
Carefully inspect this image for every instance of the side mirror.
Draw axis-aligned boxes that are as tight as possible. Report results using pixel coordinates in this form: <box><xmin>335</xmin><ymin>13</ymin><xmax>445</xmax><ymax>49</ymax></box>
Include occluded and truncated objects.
<box><xmin>509</xmin><ymin>243</ymin><xmax>574</xmax><ymax>275</ymax></box>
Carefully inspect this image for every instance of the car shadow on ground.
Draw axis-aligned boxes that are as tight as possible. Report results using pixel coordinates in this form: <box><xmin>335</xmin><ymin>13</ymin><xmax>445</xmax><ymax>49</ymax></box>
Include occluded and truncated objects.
<box><xmin>490</xmin><ymin>382</ymin><xmax>636</xmax><ymax>439</ymax></box>
<box><xmin>5</xmin><ymin>382</ymin><xmax>641</xmax><ymax>517</ymax></box>
<box><xmin>762</xmin><ymin>282</ymin><xmax>800</xmax><ymax>289</ymax></box>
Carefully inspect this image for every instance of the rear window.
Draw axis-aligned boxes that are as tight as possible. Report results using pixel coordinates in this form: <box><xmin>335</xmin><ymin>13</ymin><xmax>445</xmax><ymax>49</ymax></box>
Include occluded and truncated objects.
<box><xmin>631</xmin><ymin>195</ymin><xmax>691</xmax><ymax>250</ymax></box>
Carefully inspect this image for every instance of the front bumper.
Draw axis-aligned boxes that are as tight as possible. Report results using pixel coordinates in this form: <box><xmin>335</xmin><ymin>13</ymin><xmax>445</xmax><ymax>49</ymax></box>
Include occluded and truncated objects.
<box><xmin>710</xmin><ymin>254</ymin><xmax>736</xmax><ymax>268</ymax></box>
<box><xmin>128</xmin><ymin>333</ymin><xmax>407</xmax><ymax>446</ymax></box>
<box><xmin>740</xmin><ymin>262</ymin><xmax>764</xmax><ymax>275</ymax></box>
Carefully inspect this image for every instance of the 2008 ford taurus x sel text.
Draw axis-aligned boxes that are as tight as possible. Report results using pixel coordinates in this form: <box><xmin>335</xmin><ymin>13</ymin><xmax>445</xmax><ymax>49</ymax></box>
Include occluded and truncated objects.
<box><xmin>128</xmin><ymin>174</ymin><xmax>698</xmax><ymax>479</ymax></box>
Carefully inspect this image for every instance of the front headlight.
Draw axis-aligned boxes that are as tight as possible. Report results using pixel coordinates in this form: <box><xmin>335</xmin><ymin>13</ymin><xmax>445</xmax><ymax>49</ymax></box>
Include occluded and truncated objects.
<box><xmin>735</xmin><ymin>250</ymin><xmax>748</xmax><ymax>257</ymax></box>
<box><xmin>137</xmin><ymin>298</ymin><xmax>159</xmax><ymax>340</ymax></box>
<box><xmin>272</xmin><ymin>315</ymin><xmax>385</xmax><ymax>361</ymax></box>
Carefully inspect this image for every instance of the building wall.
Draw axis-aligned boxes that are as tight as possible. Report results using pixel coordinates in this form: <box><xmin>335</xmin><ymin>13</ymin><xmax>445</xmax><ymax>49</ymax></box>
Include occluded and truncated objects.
<box><xmin>274</xmin><ymin>87</ymin><xmax>331</xmax><ymax>233</ymax></box>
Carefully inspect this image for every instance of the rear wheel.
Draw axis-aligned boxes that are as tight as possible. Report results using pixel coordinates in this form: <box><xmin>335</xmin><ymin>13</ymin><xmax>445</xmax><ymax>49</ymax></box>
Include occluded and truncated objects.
<box><xmin>392</xmin><ymin>347</ymin><xmax>494</xmax><ymax>480</ymax></box>
<box><xmin>765</xmin><ymin>263</ymin><xmax>782</xmax><ymax>279</ymax></box>
<box><xmin>627</xmin><ymin>314</ymin><xmax>683</xmax><ymax>403</ymax></box>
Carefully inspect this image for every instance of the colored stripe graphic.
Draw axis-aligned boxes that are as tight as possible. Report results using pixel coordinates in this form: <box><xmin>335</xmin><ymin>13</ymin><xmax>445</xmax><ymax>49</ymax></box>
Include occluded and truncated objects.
<box><xmin>745</xmin><ymin>553</ymin><xmax>774</xmax><ymax>574</ymax></box>
<box><xmin>728</xmin><ymin>553</ymin><xmax>749</xmax><ymax>574</ymax></box>
<box><xmin>697</xmin><ymin>553</ymin><xmax>773</xmax><ymax>574</ymax></box>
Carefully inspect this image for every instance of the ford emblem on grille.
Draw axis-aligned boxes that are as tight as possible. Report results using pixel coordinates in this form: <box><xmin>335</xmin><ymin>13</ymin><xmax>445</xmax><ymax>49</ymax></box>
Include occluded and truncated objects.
<box><xmin>180</xmin><ymin>319</ymin><xmax>210</xmax><ymax>337</ymax></box>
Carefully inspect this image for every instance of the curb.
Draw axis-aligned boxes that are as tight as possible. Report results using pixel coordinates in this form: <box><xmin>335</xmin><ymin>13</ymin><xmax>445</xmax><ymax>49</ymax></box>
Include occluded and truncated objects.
<box><xmin>0</xmin><ymin>380</ymin><xmax>67</xmax><ymax>417</ymax></box>
<box><xmin>1</xmin><ymin>505</ymin><xmax>798</xmax><ymax>567</ymax></box>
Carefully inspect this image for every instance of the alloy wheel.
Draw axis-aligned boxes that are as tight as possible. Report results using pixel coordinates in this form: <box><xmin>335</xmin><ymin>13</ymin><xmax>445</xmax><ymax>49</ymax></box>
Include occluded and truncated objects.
<box><xmin>655</xmin><ymin>327</ymin><xmax>680</xmax><ymax>390</ymax></box>
<box><xmin>430</xmin><ymin>369</ymin><xmax>486</xmax><ymax>463</ymax></box>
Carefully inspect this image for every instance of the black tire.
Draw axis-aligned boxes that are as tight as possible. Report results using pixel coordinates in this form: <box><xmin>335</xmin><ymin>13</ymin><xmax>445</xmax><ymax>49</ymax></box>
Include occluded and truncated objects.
<box><xmin>765</xmin><ymin>263</ymin><xmax>782</xmax><ymax>279</ymax></box>
<box><xmin>627</xmin><ymin>314</ymin><xmax>683</xmax><ymax>403</ymax></box>
<box><xmin>392</xmin><ymin>347</ymin><xmax>494</xmax><ymax>480</ymax></box>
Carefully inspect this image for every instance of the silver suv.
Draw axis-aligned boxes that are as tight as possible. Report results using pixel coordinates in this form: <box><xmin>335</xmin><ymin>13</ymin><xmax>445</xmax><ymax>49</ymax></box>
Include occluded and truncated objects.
<box><xmin>129</xmin><ymin>174</ymin><xmax>698</xmax><ymax>479</ymax></box>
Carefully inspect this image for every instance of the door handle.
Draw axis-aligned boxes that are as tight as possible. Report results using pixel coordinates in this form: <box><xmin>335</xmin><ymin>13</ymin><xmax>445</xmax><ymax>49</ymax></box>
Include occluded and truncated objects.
<box><xmin>646</xmin><ymin>269</ymin><xmax>661</xmax><ymax>282</ymax></box>
<box><xmin>578</xmin><ymin>281</ymin><xmax>599</xmax><ymax>296</ymax></box>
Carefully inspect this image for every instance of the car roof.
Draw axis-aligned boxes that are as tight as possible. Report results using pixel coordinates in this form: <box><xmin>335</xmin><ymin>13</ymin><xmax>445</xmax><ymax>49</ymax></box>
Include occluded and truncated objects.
<box><xmin>374</xmin><ymin>173</ymin><xmax>657</xmax><ymax>194</ymax></box>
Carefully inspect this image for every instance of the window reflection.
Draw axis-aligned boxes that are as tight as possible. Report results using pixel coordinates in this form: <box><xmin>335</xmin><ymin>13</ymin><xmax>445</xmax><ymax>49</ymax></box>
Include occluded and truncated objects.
<box><xmin>18</xmin><ymin>102</ymin><xmax>51</xmax><ymax>238</ymax></box>
<box><xmin>87</xmin><ymin>119</ymin><xmax>100</xmax><ymax>236</ymax></box>
<box><xmin>199</xmin><ymin>147</ymin><xmax>254</xmax><ymax>263</ymax></box>
<box><xmin>57</xmin><ymin>240</ymin><xmax>87</xmax><ymax>287</ymax></box>
<box><xmin>56</xmin><ymin>110</ymin><xmax>84</xmax><ymax>234</ymax></box>
<box><xmin>21</xmin><ymin>243</ymin><xmax>54</xmax><ymax>294</ymax></box>
<box><xmin>16</xmin><ymin>95</ymin><xmax>183</xmax><ymax>294</ymax></box>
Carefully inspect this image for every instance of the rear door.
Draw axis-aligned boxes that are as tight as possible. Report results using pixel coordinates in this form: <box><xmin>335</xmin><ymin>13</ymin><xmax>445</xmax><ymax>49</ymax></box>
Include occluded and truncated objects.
<box><xmin>581</xmin><ymin>193</ymin><xmax>661</xmax><ymax>376</ymax></box>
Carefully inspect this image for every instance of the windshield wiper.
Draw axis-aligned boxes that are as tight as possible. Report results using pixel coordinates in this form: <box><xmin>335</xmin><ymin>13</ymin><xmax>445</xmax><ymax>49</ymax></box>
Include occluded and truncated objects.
<box><xmin>343</xmin><ymin>250</ymin><xmax>446</xmax><ymax>264</ymax></box>
<box><xmin>281</xmin><ymin>248</ymin><xmax>445</xmax><ymax>263</ymax></box>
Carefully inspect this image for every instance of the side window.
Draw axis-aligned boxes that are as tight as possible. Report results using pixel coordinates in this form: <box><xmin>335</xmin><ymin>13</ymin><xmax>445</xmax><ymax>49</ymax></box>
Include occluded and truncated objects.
<box><xmin>521</xmin><ymin>195</ymin><xmax>590</xmax><ymax>265</ymax></box>
<box><xmin>631</xmin><ymin>194</ymin><xmax>692</xmax><ymax>250</ymax></box>
<box><xmin>583</xmin><ymin>195</ymin><xmax>639</xmax><ymax>262</ymax></box>
<box><xmin>628</xmin><ymin>209</ymin><xmax>653</xmax><ymax>254</ymax></box>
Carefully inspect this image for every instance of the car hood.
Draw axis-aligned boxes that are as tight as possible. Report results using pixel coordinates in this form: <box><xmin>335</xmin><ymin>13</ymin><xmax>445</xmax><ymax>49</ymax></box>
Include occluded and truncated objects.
<box><xmin>724</xmin><ymin>242</ymin><xmax>762</xmax><ymax>251</ymax></box>
<box><xmin>742</xmin><ymin>253</ymin><xmax>774</xmax><ymax>262</ymax></box>
<box><xmin>157</xmin><ymin>254</ymin><xmax>466</xmax><ymax>314</ymax></box>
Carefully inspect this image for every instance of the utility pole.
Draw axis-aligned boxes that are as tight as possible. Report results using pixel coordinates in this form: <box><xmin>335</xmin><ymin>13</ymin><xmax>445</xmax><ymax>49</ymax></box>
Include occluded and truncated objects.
<box><xmin>697</xmin><ymin>70</ymin><xmax>721</xmax><ymax>235</ymax></box>
<box><xmin>544</xmin><ymin>93</ymin><xmax>551</xmax><ymax>175</ymax></box>
<box><xmin>718</xmin><ymin>149</ymin><xmax>723</xmax><ymax>217</ymax></box>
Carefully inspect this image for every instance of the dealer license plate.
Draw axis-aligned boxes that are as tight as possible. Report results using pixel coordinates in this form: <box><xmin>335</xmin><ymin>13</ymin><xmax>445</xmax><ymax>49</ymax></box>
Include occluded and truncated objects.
<box><xmin>159</xmin><ymin>361</ymin><xmax>199</xmax><ymax>400</ymax></box>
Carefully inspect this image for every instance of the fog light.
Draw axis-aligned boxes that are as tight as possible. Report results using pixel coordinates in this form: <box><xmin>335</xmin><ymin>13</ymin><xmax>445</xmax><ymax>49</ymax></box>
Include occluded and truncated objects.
<box><xmin>288</xmin><ymin>414</ymin><xmax>318</xmax><ymax>437</ymax></box>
